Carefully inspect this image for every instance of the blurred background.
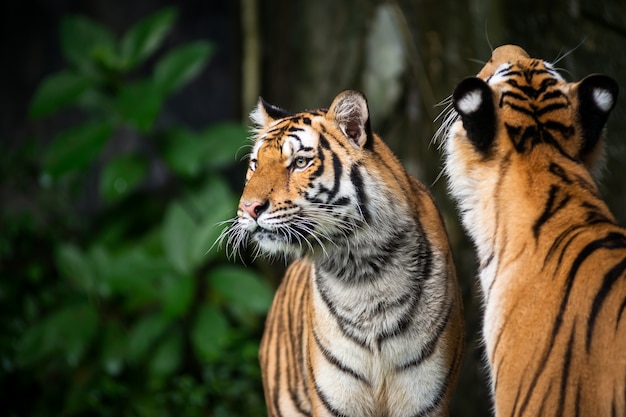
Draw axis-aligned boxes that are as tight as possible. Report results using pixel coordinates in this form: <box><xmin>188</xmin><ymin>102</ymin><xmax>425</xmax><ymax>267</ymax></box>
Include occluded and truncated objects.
<box><xmin>2</xmin><ymin>0</ymin><xmax>625</xmax><ymax>416</ymax></box>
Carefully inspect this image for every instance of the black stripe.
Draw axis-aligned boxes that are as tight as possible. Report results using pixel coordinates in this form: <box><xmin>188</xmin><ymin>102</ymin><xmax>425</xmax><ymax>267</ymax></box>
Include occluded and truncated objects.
<box><xmin>536</xmin><ymin>102</ymin><xmax>569</xmax><ymax>117</ymax></box>
<box><xmin>548</xmin><ymin>162</ymin><xmax>573</xmax><ymax>184</ymax></box>
<box><xmin>332</xmin><ymin>196</ymin><xmax>350</xmax><ymax>206</ymax></box>
<box><xmin>544</xmin><ymin>225</ymin><xmax>584</xmax><ymax>269</ymax></box>
<box><xmin>586</xmin><ymin>256</ymin><xmax>626</xmax><ymax>351</ymax></box>
<box><xmin>519</xmin><ymin>232</ymin><xmax>626</xmax><ymax>416</ymax></box>
<box><xmin>542</xmin><ymin>119</ymin><xmax>575</xmax><ymax>139</ymax></box>
<box><xmin>510</xmin><ymin>376</ymin><xmax>524</xmax><ymax>417</ymax></box>
<box><xmin>349</xmin><ymin>165</ymin><xmax>370</xmax><ymax>223</ymax></box>
<box><xmin>504</xmin><ymin>101</ymin><xmax>533</xmax><ymax>116</ymax></box>
<box><xmin>311</xmin><ymin>379</ymin><xmax>347</xmax><ymax>417</ymax></box>
<box><xmin>499</xmin><ymin>90</ymin><xmax>527</xmax><ymax>103</ymax></box>
<box><xmin>288</xmin><ymin>133</ymin><xmax>303</xmax><ymax>144</ymax></box>
<box><xmin>554</xmin><ymin>232</ymin><xmax>626</xmax><ymax>351</ymax></box>
<box><xmin>575</xmin><ymin>384</ymin><xmax>582</xmax><ymax>417</ymax></box>
<box><xmin>556</xmin><ymin>325</ymin><xmax>575</xmax><ymax>417</ymax></box>
<box><xmin>289</xmin><ymin>267</ymin><xmax>311</xmax><ymax>414</ymax></box>
<box><xmin>486</xmin><ymin>154</ymin><xmax>513</xmax><ymax>299</ymax></box>
<box><xmin>616</xmin><ymin>297</ymin><xmax>626</xmax><ymax>332</ymax></box>
<box><xmin>311</xmin><ymin>328</ymin><xmax>371</xmax><ymax>386</ymax></box>
<box><xmin>271</xmin><ymin>298</ymin><xmax>285</xmax><ymax>417</ymax></box>
<box><xmin>542</xmin><ymin>89</ymin><xmax>567</xmax><ymax>101</ymax></box>
<box><xmin>535</xmin><ymin>380</ymin><xmax>554</xmax><ymax>417</ymax></box>
<box><xmin>407</xmin><ymin>324</ymin><xmax>463</xmax><ymax>417</ymax></box>
<box><xmin>396</xmin><ymin>299</ymin><xmax>453</xmax><ymax>372</ymax></box>
<box><xmin>328</xmin><ymin>151</ymin><xmax>342</xmax><ymax>201</ymax></box>
<box><xmin>318</xmin><ymin>133</ymin><xmax>331</xmax><ymax>150</ymax></box>
<box><xmin>532</xmin><ymin>184</ymin><xmax>571</xmax><ymax>240</ymax></box>
<box><xmin>308</xmin><ymin>142</ymin><xmax>326</xmax><ymax>182</ymax></box>
<box><xmin>314</xmin><ymin>269</ymin><xmax>371</xmax><ymax>351</ymax></box>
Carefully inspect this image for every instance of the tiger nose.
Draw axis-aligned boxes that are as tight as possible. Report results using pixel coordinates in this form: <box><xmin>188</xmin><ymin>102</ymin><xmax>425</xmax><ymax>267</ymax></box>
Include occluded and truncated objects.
<box><xmin>240</xmin><ymin>200</ymin><xmax>269</xmax><ymax>220</ymax></box>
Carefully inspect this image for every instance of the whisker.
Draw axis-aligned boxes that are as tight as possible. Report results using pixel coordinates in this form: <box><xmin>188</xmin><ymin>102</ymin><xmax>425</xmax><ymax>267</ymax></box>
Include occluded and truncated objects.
<box><xmin>429</xmin><ymin>167</ymin><xmax>446</xmax><ymax>188</ymax></box>
<box><xmin>552</xmin><ymin>37</ymin><xmax>585</xmax><ymax>65</ymax></box>
<box><xmin>467</xmin><ymin>57</ymin><xmax>487</xmax><ymax>66</ymax></box>
<box><xmin>433</xmin><ymin>95</ymin><xmax>452</xmax><ymax>111</ymax></box>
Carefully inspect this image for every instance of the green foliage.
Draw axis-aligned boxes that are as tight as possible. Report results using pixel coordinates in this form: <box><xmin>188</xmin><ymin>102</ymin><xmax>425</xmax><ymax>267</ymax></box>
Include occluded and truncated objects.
<box><xmin>2</xmin><ymin>7</ymin><xmax>268</xmax><ymax>417</ymax></box>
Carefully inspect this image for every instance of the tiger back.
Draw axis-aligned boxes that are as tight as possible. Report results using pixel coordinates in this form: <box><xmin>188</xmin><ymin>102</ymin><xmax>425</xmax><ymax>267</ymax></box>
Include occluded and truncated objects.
<box><xmin>227</xmin><ymin>90</ymin><xmax>464</xmax><ymax>416</ymax></box>
<box><xmin>442</xmin><ymin>45</ymin><xmax>626</xmax><ymax>416</ymax></box>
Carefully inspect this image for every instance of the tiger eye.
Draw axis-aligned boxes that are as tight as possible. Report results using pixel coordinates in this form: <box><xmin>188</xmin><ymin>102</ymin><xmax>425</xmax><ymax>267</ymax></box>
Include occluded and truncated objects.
<box><xmin>294</xmin><ymin>157</ymin><xmax>308</xmax><ymax>169</ymax></box>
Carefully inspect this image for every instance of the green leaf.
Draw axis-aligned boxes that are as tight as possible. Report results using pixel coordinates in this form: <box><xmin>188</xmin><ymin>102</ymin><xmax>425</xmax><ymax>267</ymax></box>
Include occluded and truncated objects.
<box><xmin>16</xmin><ymin>319</ymin><xmax>49</xmax><ymax>366</ymax></box>
<box><xmin>191</xmin><ymin>305</ymin><xmax>229</xmax><ymax>363</ymax></box>
<box><xmin>120</xmin><ymin>7</ymin><xmax>178</xmax><ymax>70</ymax></box>
<box><xmin>200</xmin><ymin>123</ymin><xmax>249</xmax><ymax>168</ymax></box>
<box><xmin>162</xmin><ymin>128</ymin><xmax>206</xmax><ymax>177</ymax></box>
<box><xmin>126</xmin><ymin>314</ymin><xmax>170</xmax><ymax>364</ymax></box>
<box><xmin>29</xmin><ymin>70</ymin><xmax>92</xmax><ymax>119</ymax></box>
<box><xmin>56</xmin><ymin>244</ymin><xmax>97</xmax><ymax>294</ymax></box>
<box><xmin>150</xmin><ymin>327</ymin><xmax>182</xmax><ymax>376</ymax></box>
<box><xmin>17</xmin><ymin>303</ymin><xmax>98</xmax><ymax>367</ymax></box>
<box><xmin>43</xmin><ymin>121</ymin><xmax>112</xmax><ymax>178</ymax></box>
<box><xmin>154</xmin><ymin>41</ymin><xmax>214</xmax><ymax>94</ymax></box>
<box><xmin>160</xmin><ymin>273</ymin><xmax>194</xmax><ymax>319</ymax></box>
<box><xmin>188</xmin><ymin>177</ymin><xmax>238</xmax><ymax>264</ymax></box>
<box><xmin>162</xmin><ymin>202</ymin><xmax>197</xmax><ymax>274</ymax></box>
<box><xmin>208</xmin><ymin>266</ymin><xmax>273</xmax><ymax>314</ymax></box>
<box><xmin>99</xmin><ymin>154</ymin><xmax>148</xmax><ymax>202</ymax></box>
<box><xmin>60</xmin><ymin>15</ymin><xmax>116</xmax><ymax>72</ymax></box>
<box><xmin>115</xmin><ymin>79</ymin><xmax>163</xmax><ymax>132</ymax></box>
<box><xmin>63</xmin><ymin>303</ymin><xmax>99</xmax><ymax>367</ymax></box>
<box><xmin>95</xmin><ymin>246</ymin><xmax>169</xmax><ymax>308</ymax></box>
<box><xmin>101</xmin><ymin>322</ymin><xmax>126</xmax><ymax>375</ymax></box>
<box><xmin>162</xmin><ymin>123</ymin><xmax>248</xmax><ymax>178</ymax></box>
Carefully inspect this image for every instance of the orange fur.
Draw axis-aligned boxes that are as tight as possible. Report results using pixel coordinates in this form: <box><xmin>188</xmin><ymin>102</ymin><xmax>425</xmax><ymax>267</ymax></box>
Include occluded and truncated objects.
<box><xmin>232</xmin><ymin>90</ymin><xmax>464</xmax><ymax>416</ymax></box>
<box><xmin>443</xmin><ymin>45</ymin><xmax>625</xmax><ymax>416</ymax></box>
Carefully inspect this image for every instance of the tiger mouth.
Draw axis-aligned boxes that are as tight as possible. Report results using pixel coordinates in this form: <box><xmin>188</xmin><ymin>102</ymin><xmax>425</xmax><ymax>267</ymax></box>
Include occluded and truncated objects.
<box><xmin>253</xmin><ymin>228</ymin><xmax>285</xmax><ymax>242</ymax></box>
<box><xmin>251</xmin><ymin>224</ymin><xmax>314</xmax><ymax>245</ymax></box>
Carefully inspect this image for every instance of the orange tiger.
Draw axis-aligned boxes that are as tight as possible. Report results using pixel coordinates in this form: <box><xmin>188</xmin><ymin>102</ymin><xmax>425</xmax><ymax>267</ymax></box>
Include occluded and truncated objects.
<box><xmin>441</xmin><ymin>44</ymin><xmax>625</xmax><ymax>416</ymax></box>
<box><xmin>225</xmin><ymin>90</ymin><xmax>464</xmax><ymax>416</ymax></box>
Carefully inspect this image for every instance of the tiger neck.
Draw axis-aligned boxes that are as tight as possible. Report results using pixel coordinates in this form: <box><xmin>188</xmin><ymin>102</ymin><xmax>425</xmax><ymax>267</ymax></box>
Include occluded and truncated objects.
<box><xmin>314</xmin><ymin>218</ymin><xmax>425</xmax><ymax>284</ymax></box>
<box><xmin>311</xmin><ymin>216</ymin><xmax>434</xmax><ymax>351</ymax></box>
<box><xmin>468</xmin><ymin>159</ymin><xmax>616</xmax><ymax>297</ymax></box>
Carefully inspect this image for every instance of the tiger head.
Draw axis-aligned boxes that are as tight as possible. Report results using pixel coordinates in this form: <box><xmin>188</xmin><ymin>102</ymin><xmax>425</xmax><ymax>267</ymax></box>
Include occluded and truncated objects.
<box><xmin>227</xmin><ymin>90</ymin><xmax>377</xmax><ymax>259</ymax></box>
<box><xmin>447</xmin><ymin>44</ymin><xmax>618</xmax><ymax>176</ymax></box>
<box><xmin>442</xmin><ymin>44</ymin><xmax>618</xmax><ymax>256</ymax></box>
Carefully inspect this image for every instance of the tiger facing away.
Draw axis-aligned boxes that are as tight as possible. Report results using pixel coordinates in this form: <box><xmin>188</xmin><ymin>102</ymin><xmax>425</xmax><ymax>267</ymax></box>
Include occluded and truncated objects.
<box><xmin>441</xmin><ymin>44</ymin><xmax>626</xmax><ymax>416</ymax></box>
<box><xmin>227</xmin><ymin>90</ymin><xmax>464</xmax><ymax>416</ymax></box>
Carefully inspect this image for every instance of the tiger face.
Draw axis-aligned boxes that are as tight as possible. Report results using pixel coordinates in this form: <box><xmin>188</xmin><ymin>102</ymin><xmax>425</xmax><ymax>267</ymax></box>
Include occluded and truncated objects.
<box><xmin>230</xmin><ymin>91</ymin><xmax>376</xmax><ymax>259</ymax></box>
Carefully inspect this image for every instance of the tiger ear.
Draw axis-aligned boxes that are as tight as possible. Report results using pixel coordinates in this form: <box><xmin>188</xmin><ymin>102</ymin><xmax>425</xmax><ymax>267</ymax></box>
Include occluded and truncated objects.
<box><xmin>576</xmin><ymin>74</ymin><xmax>618</xmax><ymax>156</ymax></box>
<box><xmin>250</xmin><ymin>97</ymin><xmax>292</xmax><ymax>129</ymax></box>
<box><xmin>452</xmin><ymin>77</ymin><xmax>496</xmax><ymax>154</ymax></box>
<box><xmin>327</xmin><ymin>90</ymin><xmax>373</xmax><ymax>149</ymax></box>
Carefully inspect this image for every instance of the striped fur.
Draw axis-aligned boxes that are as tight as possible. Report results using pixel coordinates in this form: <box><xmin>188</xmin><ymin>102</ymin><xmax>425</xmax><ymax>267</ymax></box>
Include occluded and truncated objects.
<box><xmin>440</xmin><ymin>45</ymin><xmax>626</xmax><ymax>416</ymax></box>
<box><xmin>227</xmin><ymin>90</ymin><xmax>464</xmax><ymax>416</ymax></box>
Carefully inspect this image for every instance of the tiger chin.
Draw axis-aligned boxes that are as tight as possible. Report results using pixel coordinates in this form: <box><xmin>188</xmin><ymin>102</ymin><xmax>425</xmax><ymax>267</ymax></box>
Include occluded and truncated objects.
<box><xmin>441</xmin><ymin>44</ymin><xmax>626</xmax><ymax>416</ymax></box>
<box><xmin>226</xmin><ymin>90</ymin><xmax>464</xmax><ymax>417</ymax></box>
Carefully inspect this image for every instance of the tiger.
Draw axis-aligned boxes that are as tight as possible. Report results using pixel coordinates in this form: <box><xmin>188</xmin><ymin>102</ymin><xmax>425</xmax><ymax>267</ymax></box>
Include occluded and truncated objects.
<box><xmin>224</xmin><ymin>90</ymin><xmax>464</xmax><ymax>417</ymax></box>
<box><xmin>439</xmin><ymin>44</ymin><xmax>626</xmax><ymax>416</ymax></box>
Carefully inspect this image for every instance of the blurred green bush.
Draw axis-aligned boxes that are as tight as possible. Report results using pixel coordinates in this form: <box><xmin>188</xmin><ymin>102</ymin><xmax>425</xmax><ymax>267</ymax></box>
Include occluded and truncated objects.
<box><xmin>1</xmin><ymin>7</ymin><xmax>270</xmax><ymax>416</ymax></box>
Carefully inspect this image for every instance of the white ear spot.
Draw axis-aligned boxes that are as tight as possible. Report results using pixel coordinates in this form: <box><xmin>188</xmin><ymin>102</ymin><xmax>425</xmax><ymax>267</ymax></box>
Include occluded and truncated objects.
<box><xmin>457</xmin><ymin>90</ymin><xmax>483</xmax><ymax>114</ymax></box>
<box><xmin>592</xmin><ymin>88</ymin><xmax>614</xmax><ymax>112</ymax></box>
